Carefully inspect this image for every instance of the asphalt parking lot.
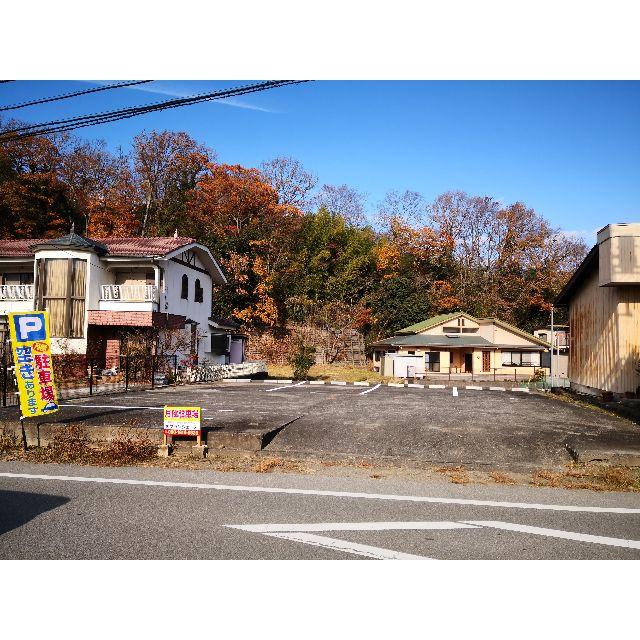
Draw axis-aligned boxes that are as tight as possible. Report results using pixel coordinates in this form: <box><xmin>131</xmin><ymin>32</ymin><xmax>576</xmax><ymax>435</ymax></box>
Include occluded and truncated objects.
<box><xmin>1</xmin><ymin>380</ymin><xmax>637</xmax><ymax>468</ymax></box>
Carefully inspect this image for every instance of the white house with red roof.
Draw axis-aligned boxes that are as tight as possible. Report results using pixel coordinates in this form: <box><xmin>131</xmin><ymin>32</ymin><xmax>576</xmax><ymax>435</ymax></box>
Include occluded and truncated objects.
<box><xmin>0</xmin><ymin>231</ymin><xmax>246</xmax><ymax>368</ymax></box>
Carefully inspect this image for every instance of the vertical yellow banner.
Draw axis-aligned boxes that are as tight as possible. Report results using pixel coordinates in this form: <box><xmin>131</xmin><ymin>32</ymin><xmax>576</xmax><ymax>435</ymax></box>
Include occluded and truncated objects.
<box><xmin>8</xmin><ymin>311</ymin><xmax>59</xmax><ymax>418</ymax></box>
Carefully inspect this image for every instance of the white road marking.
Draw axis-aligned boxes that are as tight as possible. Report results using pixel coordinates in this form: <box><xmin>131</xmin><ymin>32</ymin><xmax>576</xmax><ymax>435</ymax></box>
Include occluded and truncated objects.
<box><xmin>359</xmin><ymin>383</ymin><xmax>382</xmax><ymax>395</ymax></box>
<box><xmin>263</xmin><ymin>532</ymin><xmax>431</xmax><ymax>560</ymax></box>
<box><xmin>465</xmin><ymin>521</ymin><xmax>640</xmax><ymax>550</ymax></box>
<box><xmin>452</xmin><ymin>386</ymin><xmax>458</xmax><ymax>397</ymax></box>
<box><xmin>330</xmin><ymin>381</ymin><xmax>347</xmax><ymax>386</ymax></box>
<box><xmin>217</xmin><ymin>409</ymin><xmax>234</xmax><ymax>412</ymax></box>
<box><xmin>2</xmin><ymin>472</ymin><xmax>639</xmax><ymax>513</ymax></box>
<box><xmin>407</xmin><ymin>383</ymin><xmax>424</xmax><ymax>388</ymax></box>
<box><xmin>489</xmin><ymin>387</ymin><xmax>506</xmax><ymax>391</ymax></box>
<box><xmin>511</xmin><ymin>388</ymin><xmax>529</xmax><ymax>393</ymax></box>
<box><xmin>228</xmin><ymin>521</ymin><xmax>478</xmax><ymax>533</ymax></box>
<box><xmin>265</xmin><ymin>381</ymin><xmax>306</xmax><ymax>392</ymax></box>
<box><xmin>388</xmin><ymin>382</ymin><xmax>404</xmax><ymax>387</ymax></box>
<box><xmin>60</xmin><ymin>404</ymin><xmax>165</xmax><ymax>410</ymax></box>
<box><xmin>309</xmin><ymin>381</ymin><xmax>326</xmax><ymax>385</ymax></box>
<box><xmin>353</xmin><ymin>381</ymin><xmax>370</xmax><ymax>386</ymax></box>
<box><xmin>465</xmin><ymin>386</ymin><xmax>483</xmax><ymax>390</ymax></box>
<box><xmin>429</xmin><ymin>384</ymin><xmax>445</xmax><ymax>389</ymax></box>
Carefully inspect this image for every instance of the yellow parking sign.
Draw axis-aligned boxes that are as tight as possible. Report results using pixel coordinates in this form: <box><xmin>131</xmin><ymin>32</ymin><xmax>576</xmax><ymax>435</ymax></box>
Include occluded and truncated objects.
<box><xmin>8</xmin><ymin>311</ymin><xmax>59</xmax><ymax>418</ymax></box>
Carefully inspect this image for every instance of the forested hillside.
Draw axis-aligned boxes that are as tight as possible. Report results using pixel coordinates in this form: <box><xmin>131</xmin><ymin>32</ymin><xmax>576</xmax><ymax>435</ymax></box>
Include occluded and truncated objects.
<box><xmin>0</xmin><ymin>122</ymin><xmax>587</xmax><ymax>341</ymax></box>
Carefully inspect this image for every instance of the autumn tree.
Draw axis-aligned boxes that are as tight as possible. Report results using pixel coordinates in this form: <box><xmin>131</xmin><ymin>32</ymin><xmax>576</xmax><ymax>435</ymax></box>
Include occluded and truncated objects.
<box><xmin>0</xmin><ymin>121</ymin><xmax>81</xmax><ymax>238</ymax></box>
<box><xmin>260</xmin><ymin>156</ymin><xmax>317</xmax><ymax>210</ymax></box>
<box><xmin>132</xmin><ymin>130</ymin><xmax>213</xmax><ymax>236</ymax></box>
<box><xmin>189</xmin><ymin>163</ymin><xmax>302</xmax><ymax>327</ymax></box>
<box><xmin>314</xmin><ymin>183</ymin><xmax>368</xmax><ymax>226</ymax></box>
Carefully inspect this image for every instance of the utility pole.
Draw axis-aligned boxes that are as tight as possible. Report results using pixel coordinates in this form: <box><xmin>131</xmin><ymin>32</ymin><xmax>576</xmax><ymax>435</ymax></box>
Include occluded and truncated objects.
<box><xmin>550</xmin><ymin>305</ymin><xmax>555</xmax><ymax>389</ymax></box>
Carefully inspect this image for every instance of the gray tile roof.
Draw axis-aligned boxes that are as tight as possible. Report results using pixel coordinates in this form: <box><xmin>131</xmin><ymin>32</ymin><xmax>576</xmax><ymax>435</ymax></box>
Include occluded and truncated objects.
<box><xmin>371</xmin><ymin>334</ymin><xmax>498</xmax><ymax>348</ymax></box>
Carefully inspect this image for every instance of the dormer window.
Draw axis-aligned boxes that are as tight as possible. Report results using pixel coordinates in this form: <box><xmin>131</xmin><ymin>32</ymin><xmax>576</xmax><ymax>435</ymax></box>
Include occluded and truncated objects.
<box><xmin>181</xmin><ymin>274</ymin><xmax>188</xmax><ymax>299</ymax></box>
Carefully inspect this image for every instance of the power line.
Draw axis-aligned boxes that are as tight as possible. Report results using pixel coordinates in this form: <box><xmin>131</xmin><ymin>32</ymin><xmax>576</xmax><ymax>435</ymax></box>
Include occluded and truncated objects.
<box><xmin>0</xmin><ymin>80</ymin><xmax>154</xmax><ymax>112</ymax></box>
<box><xmin>0</xmin><ymin>81</ymin><xmax>15</xmax><ymax>84</ymax></box>
<box><xmin>0</xmin><ymin>81</ymin><xmax>309</xmax><ymax>142</ymax></box>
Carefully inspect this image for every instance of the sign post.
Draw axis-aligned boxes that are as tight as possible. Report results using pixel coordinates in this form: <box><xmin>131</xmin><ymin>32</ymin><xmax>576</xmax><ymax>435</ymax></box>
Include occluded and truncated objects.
<box><xmin>163</xmin><ymin>406</ymin><xmax>203</xmax><ymax>452</ymax></box>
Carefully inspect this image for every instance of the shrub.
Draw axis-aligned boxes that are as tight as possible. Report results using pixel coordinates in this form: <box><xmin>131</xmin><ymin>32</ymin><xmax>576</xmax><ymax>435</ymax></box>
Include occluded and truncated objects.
<box><xmin>289</xmin><ymin>340</ymin><xmax>316</xmax><ymax>380</ymax></box>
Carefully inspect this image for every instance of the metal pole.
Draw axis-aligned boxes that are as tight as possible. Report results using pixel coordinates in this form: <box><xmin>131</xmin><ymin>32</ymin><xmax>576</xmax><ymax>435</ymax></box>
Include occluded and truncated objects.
<box><xmin>174</xmin><ymin>355</ymin><xmax>178</xmax><ymax>385</ymax></box>
<box><xmin>1</xmin><ymin>349</ymin><xmax>6</xmax><ymax>408</ymax></box>
<box><xmin>89</xmin><ymin>359</ymin><xmax>94</xmax><ymax>396</ymax></box>
<box><xmin>550</xmin><ymin>305</ymin><xmax>555</xmax><ymax>389</ymax></box>
<box><xmin>125</xmin><ymin>355</ymin><xmax>130</xmax><ymax>391</ymax></box>
<box><xmin>151</xmin><ymin>355</ymin><xmax>155</xmax><ymax>389</ymax></box>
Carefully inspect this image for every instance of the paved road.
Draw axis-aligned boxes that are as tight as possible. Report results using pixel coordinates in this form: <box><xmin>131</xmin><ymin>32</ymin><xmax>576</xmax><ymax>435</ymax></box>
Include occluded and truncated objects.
<box><xmin>1</xmin><ymin>461</ymin><xmax>639</xmax><ymax>559</ymax></box>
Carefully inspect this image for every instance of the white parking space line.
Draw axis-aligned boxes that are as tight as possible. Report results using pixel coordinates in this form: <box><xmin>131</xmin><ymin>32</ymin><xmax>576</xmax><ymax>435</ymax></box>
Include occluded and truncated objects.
<box><xmin>263</xmin><ymin>532</ymin><xmax>432</xmax><ymax>560</ymax></box>
<box><xmin>229</xmin><ymin>521</ymin><xmax>477</xmax><ymax>533</ymax></box>
<box><xmin>452</xmin><ymin>386</ymin><xmax>458</xmax><ymax>397</ymax></box>
<box><xmin>2</xmin><ymin>472</ymin><xmax>639</xmax><ymax>513</ymax></box>
<box><xmin>60</xmin><ymin>404</ymin><xmax>165</xmax><ymax>410</ymax></box>
<box><xmin>465</xmin><ymin>521</ymin><xmax>640</xmax><ymax>549</ymax></box>
<box><xmin>359</xmin><ymin>383</ymin><xmax>382</xmax><ymax>395</ymax></box>
<box><xmin>265</xmin><ymin>381</ymin><xmax>307</xmax><ymax>392</ymax></box>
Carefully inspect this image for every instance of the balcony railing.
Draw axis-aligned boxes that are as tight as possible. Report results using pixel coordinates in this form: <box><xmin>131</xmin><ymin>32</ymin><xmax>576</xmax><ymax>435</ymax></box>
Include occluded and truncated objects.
<box><xmin>0</xmin><ymin>284</ymin><xmax>34</xmax><ymax>300</ymax></box>
<box><xmin>101</xmin><ymin>284</ymin><xmax>159</xmax><ymax>303</ymax></box>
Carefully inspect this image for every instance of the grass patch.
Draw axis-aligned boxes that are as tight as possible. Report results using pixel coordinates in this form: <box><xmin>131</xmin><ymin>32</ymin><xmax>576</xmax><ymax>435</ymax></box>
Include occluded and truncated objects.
<box><xmin>531</xmin><ymin>463</ymin><xmax>640</xmax><ymax>492</ymax></box>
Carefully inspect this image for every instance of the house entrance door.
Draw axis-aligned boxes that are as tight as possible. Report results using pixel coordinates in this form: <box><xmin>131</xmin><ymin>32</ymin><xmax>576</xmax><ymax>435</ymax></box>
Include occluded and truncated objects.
<box><xmin>464</xmin><ymin>353</ymin><xmax>473</xmax><ymax>373</ymax></box>
<box><xmin>482</xmin><ymin>350</ymin><xmax>491</xmax><ymax>372</ymax></box>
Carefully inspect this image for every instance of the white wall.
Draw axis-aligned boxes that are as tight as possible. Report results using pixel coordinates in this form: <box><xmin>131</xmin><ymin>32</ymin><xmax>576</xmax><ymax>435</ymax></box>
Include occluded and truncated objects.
<box><xmin>160</xmin><ymin>257</ymin><xmax>213</xmax><ymax>361</ymax></box>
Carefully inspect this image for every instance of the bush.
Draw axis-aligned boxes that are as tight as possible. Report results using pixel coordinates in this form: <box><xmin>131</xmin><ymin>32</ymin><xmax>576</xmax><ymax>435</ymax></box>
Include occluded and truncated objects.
<box><xmin>289</xmin><ymin>341</ymin><xmax>316</xmax><ymax>380</ymax></box>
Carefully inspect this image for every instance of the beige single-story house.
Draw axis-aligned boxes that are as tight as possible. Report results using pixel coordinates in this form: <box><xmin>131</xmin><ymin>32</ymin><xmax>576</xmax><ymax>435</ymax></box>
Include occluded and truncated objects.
<box><xmin>371</xmin><ymin>312</ymin><xmax>550</xmax><ymax>379</ymax></box>
<box><xmin>555</xmin><ymin>222</ymin><xmax>640</xmax><ymax>396</ymax></box>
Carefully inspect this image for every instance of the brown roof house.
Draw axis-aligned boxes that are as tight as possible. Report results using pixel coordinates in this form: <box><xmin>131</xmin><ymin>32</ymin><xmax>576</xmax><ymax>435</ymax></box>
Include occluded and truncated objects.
<box><xmin>371</xmin><ymin>312</ymin><xmax>549</xmax><ymax>380</ymax></box>
<box><xmin>556</xmin><ymin>223</ymin><xmax>640</xmax><ymax>396</ymax></box>
<box><xmin>0</xmin><ymin>231</ymin><xmax>241</xmax><ymax>368</ymax></box>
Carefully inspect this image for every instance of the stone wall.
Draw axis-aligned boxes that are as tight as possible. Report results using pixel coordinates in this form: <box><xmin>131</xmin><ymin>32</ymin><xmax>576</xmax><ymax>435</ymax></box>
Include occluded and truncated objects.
<box><xmin>180</xmin><ymin>360</ymin><xmax>267</xmax><ymax>383</ymax></box>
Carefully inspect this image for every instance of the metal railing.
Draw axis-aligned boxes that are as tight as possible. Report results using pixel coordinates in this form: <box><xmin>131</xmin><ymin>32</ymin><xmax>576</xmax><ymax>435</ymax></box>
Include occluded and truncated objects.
<box><xmin>0</xmin><ymin>284</ymin><xmax>34</xmax><ymax>300</ymax></box>
<box><xmin>100</xmin><ymin>284</ymin><xmax>159</xmax><ymax>302</ymax></box>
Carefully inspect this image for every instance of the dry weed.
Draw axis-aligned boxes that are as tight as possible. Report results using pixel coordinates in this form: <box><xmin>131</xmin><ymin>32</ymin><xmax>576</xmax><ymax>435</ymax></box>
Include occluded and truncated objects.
<box><xmin>489</xmin><ymin>470</ymin><xmax>516</xmax><ymax>485</ymax></box>
<box><xmin>252</xmin><ymin>456</ymin><xmax>305</xmax><ymax>473</ymax></box>
<box><xmin>0</xmin><ymin>428</ymin><xmax>19</xmax><ymax>452</ymax></box>
<box><xmin>434</xmin><ymin>465</ymin><xmax>470</xmax><ymax>484</ymax></box>
<box><xmin>531</xmin><ymin>463</ymin><xmax>640</xmax><ymax>492</ymax></box>
<box><xmin>100</xmin><ymin>427</ymin><xmax>157</xmax><ymax>465</ymax></box>
<box><xmin>49</xmin><ymin>424</ymin><xmax>92</xmax><ymax>463</ymax></box>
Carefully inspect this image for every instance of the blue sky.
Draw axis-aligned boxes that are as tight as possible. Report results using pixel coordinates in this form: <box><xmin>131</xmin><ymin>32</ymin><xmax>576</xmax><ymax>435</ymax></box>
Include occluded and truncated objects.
<box><xmin>2</xmin><ymin>80</ymin><xmax>639</xmax><ymax>241</ymax></box>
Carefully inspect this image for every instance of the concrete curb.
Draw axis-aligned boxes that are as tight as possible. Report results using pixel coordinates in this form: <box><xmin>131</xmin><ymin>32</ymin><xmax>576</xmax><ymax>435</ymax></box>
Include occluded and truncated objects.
<box><xmin>353</xmin><ymin>381</ymin><xmax>370</xmax><ymax>386</ymax></box>
<box><xmin>330</xmin><ymin>381</ymin><xmax>347</xmax><ymax>386</ymax></box>
<box><xmin>489</xmin><ymin>386</ymin><xmax>506</xmax><ymax>391</ymax></box>
<box><xmin>309</xmin><ymin>381</ymin><xmax>326</xmax><ymax>385</ymax></box>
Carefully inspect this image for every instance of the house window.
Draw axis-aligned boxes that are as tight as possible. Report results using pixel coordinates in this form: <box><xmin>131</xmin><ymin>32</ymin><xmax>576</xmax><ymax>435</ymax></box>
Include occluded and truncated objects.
<box><xmin>538</xmin><ymin>332</ymin><xmax>548</xmax><ymax>341</ymax></box>
<box><xmin>408</xmin><ymin>350</ymin><xmax>415</xmax><ymax>355</ymax></box>
<box><xmin>210</xmin><ymin>333</ymin><xmax>230</xmax><ymax>355</ymax></box>
<box><xmin>501</xmin><ymin>351</ymin><xmax>540</xmax><ymax>367</ymax></box>
<box><xmin>2</xmin><ymin>272</ymin><xmax>34</xmax><ymax>285</ymax></box>
<box><xmin>194</xmin><ymin>278</ymin><xmax>203</xmax><ymax>303</ymax></box>
<box><xmin>40</xmin><ymin>258</ymin><xmax>86</xmax><ymax>337</ymax></box>
<box><xmin>425</xmin><ymin>351</ymin><xmax>440</xmax><ymax>372</ymax></box>
<box><xmin>181</xmin><ymin>274</ymin><xmax>188</xmax><ymax>299</ymax></box>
